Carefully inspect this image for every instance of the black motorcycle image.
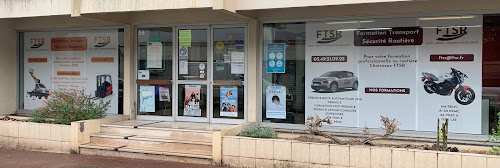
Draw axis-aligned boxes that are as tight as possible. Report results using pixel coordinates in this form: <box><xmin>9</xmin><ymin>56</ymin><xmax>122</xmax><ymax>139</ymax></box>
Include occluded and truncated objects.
<box><xmin>421</xmin><ymin>68</ymin><xmax>475</xmax><ymax>105</ymax></box>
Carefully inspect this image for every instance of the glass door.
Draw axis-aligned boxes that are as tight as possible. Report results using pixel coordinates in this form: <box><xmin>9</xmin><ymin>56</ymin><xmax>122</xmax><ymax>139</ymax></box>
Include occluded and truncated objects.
<box><xmin>174</xmin><ymin>26</ymin><xmax>210</xmax><ymax>122</ymax></box>
<box><xmin>210</xmin><ymin>25</ymin><xmax>247</xmax><ymax>124</ymax></box>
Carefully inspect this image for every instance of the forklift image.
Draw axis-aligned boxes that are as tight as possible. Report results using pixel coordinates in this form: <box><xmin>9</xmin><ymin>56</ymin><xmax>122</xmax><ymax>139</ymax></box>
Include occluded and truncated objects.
<box><xmin>27</xmin><ymin>68</ymin><xmax>49</xmax><ymax>99</ymax></box>
<box><xmin>95</xmin><ymin>74</ymin><xmax>113</xmax><ymax>98</ymax></box>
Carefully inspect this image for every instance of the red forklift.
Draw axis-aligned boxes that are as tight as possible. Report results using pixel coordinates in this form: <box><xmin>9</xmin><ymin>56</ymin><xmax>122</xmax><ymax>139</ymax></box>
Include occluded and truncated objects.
<box><xmin>95</xmin><ymin>74</ymin><xmax>113</xmax><ymax>98</ymax></box>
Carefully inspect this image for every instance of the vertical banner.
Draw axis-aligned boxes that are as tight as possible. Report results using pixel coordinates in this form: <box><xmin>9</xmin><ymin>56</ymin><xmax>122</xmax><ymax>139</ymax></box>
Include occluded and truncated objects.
<box><xmin>305</xmin><ymin>21</ymin><xmax>359</xmax><ymax>127</ymax></box>
<box><xmin>266</xmin><ymin>86</ymin><xmax>287</xmax><ymax>119</ymax></box>
<box><xmin>417</xmin><ymin>15</ymin><xmax>483</xmax><ymax>134</ymax></box>
<box><xmin>184</xmin><ymin>85</ymin><xmax>201</xmax><ymax>116</ymax></box>
<box><xmin>266</xmin><ymin>43</ymin><xmax>286</xmax><ymax>73</ymax></box>
<box><xmin>24</xmin><ymin>30</ymin><xmax>119</xmax><ymax>114</ymax></box>
<box><xmin>220</xmin><ymin>86</ymin><xmax>238</xmax><ymax>117</ymax></box>
<box><xmin>356</xmin><ymin>18</ymin><xmax>421</xmax><ymax>130</ymax></box>
<box><xmin>159</xmin><ymin>86</ymin><xmax>170</xmax><ymax>102</ymax></box>
<box><xmin>139</xmin><ymin>86</ymin><xmax>155</xmax><ymax>112</ymax></box>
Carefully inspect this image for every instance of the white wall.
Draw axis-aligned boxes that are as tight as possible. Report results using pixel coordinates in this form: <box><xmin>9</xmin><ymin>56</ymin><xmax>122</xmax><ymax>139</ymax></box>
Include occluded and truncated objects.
<box><xmin>0</xmin><ymin>0</ymin><xmax>71</xmax><ymax>18</ymax></box>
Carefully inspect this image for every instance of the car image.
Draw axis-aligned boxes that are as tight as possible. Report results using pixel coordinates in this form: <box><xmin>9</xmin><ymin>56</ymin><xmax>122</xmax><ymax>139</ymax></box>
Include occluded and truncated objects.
<box><xmin>311</xmin><ymin>71</ymin><xmax>358</xmax><ymax>92</ymax></box>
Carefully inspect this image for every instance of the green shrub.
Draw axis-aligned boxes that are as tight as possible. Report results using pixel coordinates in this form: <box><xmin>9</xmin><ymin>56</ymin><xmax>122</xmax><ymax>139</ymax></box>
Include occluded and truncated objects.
<box><xmin>238</xmin><ymin>126</ymin><xmax>277</xmax><ymax>139</ymax></box>
<box><xmin>488</xmin><ymin>111</ymin><xmax>500</xmax><ymax>155</ymax></box>
<box><xmin>30</xmin><ymin>89</ymin><xmax>110</xmax><ymax>125</ymax></box>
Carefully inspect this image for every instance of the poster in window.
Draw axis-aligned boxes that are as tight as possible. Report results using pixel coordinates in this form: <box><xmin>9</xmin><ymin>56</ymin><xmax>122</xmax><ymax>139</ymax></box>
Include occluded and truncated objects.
<box><xmin>266</xmin><ymin>43</ymin><xmax>286</xmax><ymax>73</ymax></box>
<box><xmin>184</xmin><ymin>85</ymin><xmax>201</xmax><ymax>116</ymax></box>
<box><xmin>179</xmin><ymin>30</ymin><xmax>192</xmax><ymax>47</ymax></box>
<box><xmin>159</xmin><ymin>86</ymin><xmax>170</xmax><ymax>102</ymax></box>
<box><xmin>139</xmin><ymin>86</ymin><xmax>155</xmax><ymax>112</ymax></box>
<box><xmin>220</xmin><ymin>86</ymin><xmax>238</xmax><ymax>117</ymax></box>
<box><xmin>266</xmin><ymin>85</ymin><xmax>286</xmax><ymax>119</ymax></box>
<box><xmin>146</xmin><ymin>42</ymin><xmax>163</xmax><ymax>69</ymax></box>
<box><xmin>23</xmin><ymin>30</ymin><xmax>119</xmax><ymax>114</ymax></box>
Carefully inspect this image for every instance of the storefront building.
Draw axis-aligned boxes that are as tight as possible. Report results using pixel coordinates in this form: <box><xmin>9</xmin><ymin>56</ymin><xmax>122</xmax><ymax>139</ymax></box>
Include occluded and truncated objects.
<box><xmin>1</xmin><ymin>0</ymin><xmax>500</xmax><ymax>160</ymax></box>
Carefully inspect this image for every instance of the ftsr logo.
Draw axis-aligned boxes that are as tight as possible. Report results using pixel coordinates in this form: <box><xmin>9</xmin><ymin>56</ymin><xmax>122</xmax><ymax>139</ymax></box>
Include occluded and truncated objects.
<box><xmin>316</xmin><ymin>30</ymin><xmax>342</xmax><ymax>44</ymax></box>
<box><xmin>30</xmin><ymin>38</ymin><xmax>45</xmax><ymax>48</ymax></box>
<box><xmin>94</xmin><ymin>36</ymin><xmax>111</xmax><ymax>47</ymax></box>
<box><xmin>436</xmin><ymin>26</ymin><xmax>467</xmax><ymax>41</ymax></box>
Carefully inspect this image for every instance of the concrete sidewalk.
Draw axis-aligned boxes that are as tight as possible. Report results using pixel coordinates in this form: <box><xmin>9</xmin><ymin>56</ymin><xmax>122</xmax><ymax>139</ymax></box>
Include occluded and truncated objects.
<box><xmin>0</xmin><ymin>148</ymin><xmax>225</xmax><ymax>168</ymax></box>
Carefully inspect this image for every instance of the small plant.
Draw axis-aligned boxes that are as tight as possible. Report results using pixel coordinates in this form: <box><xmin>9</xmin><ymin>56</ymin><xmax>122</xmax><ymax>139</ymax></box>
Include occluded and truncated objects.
<box><xmin>238</xmin><ymin>126</ymin><xmax>277</xmax><ymax>139</ymax></box>
<box><xmin>487</xmin><ymin>111</ymin><xmax>500</xmax><ymax>155</ymax></box>
<box><xmin>436</xmin><ymin>118</ymin><xmax>449</xmax><ymax>151</ymax></box>
<box><xmin>30</xmin><ymin>89</ymin><xmax>111</xmax><ymax>125</ymax></box>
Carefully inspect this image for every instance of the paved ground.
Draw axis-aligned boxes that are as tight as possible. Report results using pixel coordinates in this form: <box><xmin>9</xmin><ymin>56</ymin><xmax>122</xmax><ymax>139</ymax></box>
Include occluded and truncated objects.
<box><xmin>0</xmin><ymin>148</ymin><xmax>224</xmax><ymax>168</ymax></box>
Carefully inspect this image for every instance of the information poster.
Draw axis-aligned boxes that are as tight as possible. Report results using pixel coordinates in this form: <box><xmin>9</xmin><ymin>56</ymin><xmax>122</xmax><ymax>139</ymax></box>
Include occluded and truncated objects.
<box><xmin>139</xmin><ymin>86</ymin><xmax>155</xmax><ymax>112</ymax></box>
<box><xmin>231</xmin><ymin>52</ymin><xmax>245</xmax><ymax>74</ymax></box>
<box><xmin>24</xmin><ymin>30</ymin><xmax>119</xmax><ymax>114</ymax></box>
<box><xmin>184</xmin><ymin>85</ymin><xmax>201</xmax><ymax>116</ymax></box>
<box><xmin>304</xmin><ymin>16</ymin><xmax>483</xmax><ymax>134</ymax></box>
<box><xmin>220</xmin><ymin>86</ymin><xmax>238</xmax><ymax>117</ymax></box>
<box><xmin>159</xmin><ymin>86</ymin><xmax>170</xmax><ymax>102</ymax></box>
<box><xmin>147</xmin><ymin>42</ymin><xmax>163</xmax><ymax>69</ymax></box>
<box><xmin>138</xmin><ymin>70</ymin><xmax>150</xmax><ymax>80</ymax></box>
<box><xmin>179</xmin><ymin>30</ymin><xmax>192</xmax><ymax>47</ymax></box>
<box><xmin>266</xmin><ymin>43</ymin><xmax>286</xmax><ymax>73</ymax></box>
<box><xmin>417</xmin><ymin>16</ymin><xmax>483</xmax><ymax>133</ymax></box>
<box><xmin>266</xmin><ymin>86</ymin><xmax>286</xmax><ymax>119</ymax></box>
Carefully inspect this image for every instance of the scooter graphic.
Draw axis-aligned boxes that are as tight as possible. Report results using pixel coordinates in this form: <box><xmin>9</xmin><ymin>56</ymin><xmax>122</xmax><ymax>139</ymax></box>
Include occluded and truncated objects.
<box><xmin>421</xmin><ymin>68</ymin><xmax>475</xmax><ymax>105</ymax></box>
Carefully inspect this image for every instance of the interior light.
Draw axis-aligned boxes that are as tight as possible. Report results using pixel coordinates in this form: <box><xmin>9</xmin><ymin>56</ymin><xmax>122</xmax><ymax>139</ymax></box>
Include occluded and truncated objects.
<box><xmin>326</xmin><ymin>20</ymin><xmax>374</xmax><ymax>25</ymax></box>
<box><xmin>421</xmin><ymin>25</ymin><xmax>483</xmax><ymax>29</ymax></box>
<box><xmin>419</xmin><ymin>16</ymin><xmax>475</xmax><ymax>21</ymax></box>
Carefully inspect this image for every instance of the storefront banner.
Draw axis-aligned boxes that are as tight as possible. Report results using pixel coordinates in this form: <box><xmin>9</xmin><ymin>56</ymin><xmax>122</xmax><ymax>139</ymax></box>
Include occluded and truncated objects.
<box><xmin>266</xmin><ymin>43</ymin><xmax>286</xmax><ymax>73</ymax></box>
<box><xmin>184</xmin><ymin>85</ymin><xmax>201</xmax><ymax>116</ymax></box>
<box><xmin>139</xmin><ymin>86</ymin><xmax>155</xmax><ymax>112</ymax></box>
<box><xmin>24</xmin><ymin>30</ymin><xmax>119</xmax><ymax>114</ymax></box>
<box><xmin>159</xmin><ymin>86</ymin><xmax>170</xmax><ymax>102</ymax></box>
<box><xmin>357</xmin><ymin>18</ymin><xmax>419</xmax><ymax>130</ymax></box>
<box><xmin>305</xmin><ymin>21</ymin><xmax>359</xmax><ymax>127</ymax></box>
<box><xmin>146</xmin><ymin>42</ymin><xmax>163</xmax><ymax>69</ymax></box>
<box><xmin>305</xmin><ymin>16</ymin><xmax>484</xmax><ymax>134</ymax></box>
<box><xmin>417</xmin><ymin>15</ymin><xmax>483</xmax><ymax>133</ymax></box>
<box><xmin>266</xmin><ymin>86</ymin><xmax>287</xmax><ymax>119</ymax></box>
<box><xmin>220</xmin><ymin>86</ymin><xmax>238</xmax><ymax>117</ymax></box>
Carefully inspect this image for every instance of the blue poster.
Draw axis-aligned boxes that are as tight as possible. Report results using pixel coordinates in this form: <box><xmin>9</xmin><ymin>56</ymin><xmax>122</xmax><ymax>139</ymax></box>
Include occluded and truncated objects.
<box><xmin>220</xmin><ymin>86</ymin><xmax>238</xmax><ymax>117</ymax></box>
<box><xmin>266</xmin><ymin>43</ymin><xmax>286</xmax><ymax>73</ymax></box>
<box><xmin>139</xmin><ymin>86</ymin><xmax>155</xmax><ymax>112</ymax></box>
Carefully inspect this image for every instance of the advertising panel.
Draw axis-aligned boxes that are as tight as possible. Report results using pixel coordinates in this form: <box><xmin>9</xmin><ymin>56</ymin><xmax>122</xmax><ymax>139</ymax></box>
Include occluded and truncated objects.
<box><xmin>266</xmin><ymin>86</ymin><xmax>287</xmax><ymax>119</ymax></box>
<box><xmin>184</xmin><ymin>85</ymin><xmax>201</xmax><ymax>116</ymax></box>
<box><xmin>139</xmin><ymin>86</ymin><xmax>155</xmax><ymax>112</ymax></box>
<box><xmin>417</xmin><ymin>15</ymin><xmax>483</xmax><ymax>133</ymax></box>
<box><xmin>220</xmin><ymin>86</ymin><xmax>238</xmax><ymax>117</ymax></box>
<box><xmin>305</xmin><ymin>16</ymin><xmax>483</xmax><ymax>134</ymax></box>
<box><xmin>24</xmin><ymin>30</ymin><xmax>119</xmax><ymax>114</ymax></box>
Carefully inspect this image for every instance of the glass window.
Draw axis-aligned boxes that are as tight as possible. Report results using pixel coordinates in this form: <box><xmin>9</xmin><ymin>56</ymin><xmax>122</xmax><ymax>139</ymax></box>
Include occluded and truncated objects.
<box><xmin>136</xmin><ymin>27</ymin><xmax>173</xmax><ymax>116</ymax></box>
<box><xmin>262</xmin><ymin>23</ymin><xmax>306</xmax><ymax>124</ymax></box>
<box><xmin>213</xmin><ymin>27</ymin><xmax>246</xmax><ymax>119</ymax></box>
<box><xmin>178</xmin><ymin>29</ymin><xmax>208</xmax><ymax>80</ymax></box>
<box><xmin>483</xmin><ymin>14</ymin><xmax>500</xmax><ymax>133</ymax></box>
